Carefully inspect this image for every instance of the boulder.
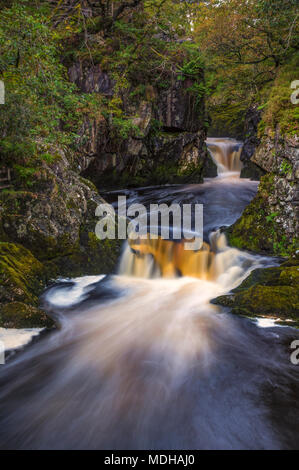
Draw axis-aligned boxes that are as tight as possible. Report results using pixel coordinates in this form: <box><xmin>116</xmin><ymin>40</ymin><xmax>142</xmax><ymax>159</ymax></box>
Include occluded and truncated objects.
<box><xmin>212</xmin><ymin>261</ymin><xmax>299</xmax><ymax>320</ymax></box>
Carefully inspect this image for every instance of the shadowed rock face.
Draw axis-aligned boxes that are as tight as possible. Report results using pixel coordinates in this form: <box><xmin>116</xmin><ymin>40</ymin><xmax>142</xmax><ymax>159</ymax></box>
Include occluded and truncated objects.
<box><xmin>157</xmin><ymin>75</ymin><xmax>204</xmax><ymax>133</ymax></box>
<box><xmin>68</xmin><ymin>60</ymin><xmax>210</xmax><ymax>189</ymax></box>
<box><xmin>68</xmin><ymin>63</ymin><xmax>115</xmax><ymax>96</ymax></box>
<box><xmin>240</xmin><ymin>105</ymin><xmax>266</xmax><ymax>180</ymax></box>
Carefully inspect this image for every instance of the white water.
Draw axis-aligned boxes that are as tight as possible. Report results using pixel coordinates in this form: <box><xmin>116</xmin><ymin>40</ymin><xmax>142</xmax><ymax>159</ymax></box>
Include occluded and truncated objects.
<box><xmin>206</xmin><ymin>137</ymin><xmax>243</xmax><ymax>176</ymax></box>
<box><xmin>0</xmin><ymin>328</ymin><xmax>43</xmax><ymax>353</ymax></box>
<box><xmin>0</xmin><ymin>173</ymin><xmax>298</xmax><ymax>450</ymax></box>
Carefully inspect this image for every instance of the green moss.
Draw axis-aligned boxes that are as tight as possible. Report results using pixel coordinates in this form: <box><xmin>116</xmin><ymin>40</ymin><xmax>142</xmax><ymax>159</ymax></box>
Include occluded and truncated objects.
<box><xmin>227</xmin><ymin>173</ymin><xmax>298</xmax><ymax>256</ymax></box>
<box><xmin>0</xmin><ymin>302</ymin><xmax>54</xmax><ymax>329</ymax></box>
<box><xmin>0</xmin><ymin>242</ymin><xmax>47</xmax><ymax>305</ymax></box>
<box><xmin>229</xmin><ymin>285</ymin><xmax>298</xmax><ymax>319</ymax></box>
<box><xmin>213</xmin><ymin>260</ymin><xmax>299</xmax><ymax>320</ymax></box>
<box><xmin>0</xmin><ymin>242</ymin><xmax>55</xmax><ymax>328</ymax></box>
<box><xmin>259</xmin><ymin>53</ymin><xmax>299</xmax><ymax>137</ymax></box>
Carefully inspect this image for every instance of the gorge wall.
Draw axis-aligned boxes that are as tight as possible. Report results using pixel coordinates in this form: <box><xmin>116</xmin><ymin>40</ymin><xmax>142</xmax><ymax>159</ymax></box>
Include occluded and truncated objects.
<box><xmin>0</xmin><ymin>8</ymin><xmax>213</xmax><ymax>327</ymax></box>
<box><xmin>228</xmin><ymin>129</ymin><xmax>299</xmax><ymax>256</ymax></box>
<box><xmin>68</xmin><ymin>58</ymin><xmax>214</xmax><ymax>189</ymax></box>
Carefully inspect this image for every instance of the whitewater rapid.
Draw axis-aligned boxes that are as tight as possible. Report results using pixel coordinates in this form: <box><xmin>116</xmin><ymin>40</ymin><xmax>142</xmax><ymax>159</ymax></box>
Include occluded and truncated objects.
<box><xmin>0</xmin><ymin>141</ymin><xmax>298</xmax><ymax>450</ymax></box>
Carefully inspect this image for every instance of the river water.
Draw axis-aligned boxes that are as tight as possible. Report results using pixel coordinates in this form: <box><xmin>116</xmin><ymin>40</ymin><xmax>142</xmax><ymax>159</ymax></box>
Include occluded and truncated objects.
<box><xmin>0</xmin><ymin>139</ymin><xmax>298</xmax><ymax>450</ymax></box>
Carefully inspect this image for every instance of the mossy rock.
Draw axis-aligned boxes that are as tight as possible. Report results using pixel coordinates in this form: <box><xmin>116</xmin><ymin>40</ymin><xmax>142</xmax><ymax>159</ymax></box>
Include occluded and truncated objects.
<box><xmin>228</xmin><ymin>285</ymin><xmax>298</xmax><ymax>318</ymax></box>
<box><xmin>45</xmin><ymin>232</ymin><xmax>123</xmax><ymax>278</ymax></box>
<box><xmin>233</xmin><ymin>265</ymin><xmax>299</xmax><ymax>291</ymax></box>
<box><xmin>0</xmin><ymin>302</ymin><xmax>54</xmax><ymax>328</ymax></box>
<box><xmin>213</xmin><ymin>260</ymin><xmax>299</xmax><ymax>320</ymax></box>
<box><xmin>203</xmin><ymin>151</ymin><xmax>218</xmax><ymax>178</ymax></box>
<box><xmin>0</xmin><ymin>242</ymin><xmax>47</xmax><ymax>304</ymax></box>
<box><xmin>227</xmin><ymin>173</ymin><xmax>298</xmax><ymax>256</ymax></box>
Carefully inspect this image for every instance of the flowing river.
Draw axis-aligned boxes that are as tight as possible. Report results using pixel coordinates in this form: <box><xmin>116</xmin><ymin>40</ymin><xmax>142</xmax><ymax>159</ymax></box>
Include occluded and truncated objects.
<box><xmin>0</xmin><ymin>139</ymin><xmax>299</xmax><ymax>450</ymax></box>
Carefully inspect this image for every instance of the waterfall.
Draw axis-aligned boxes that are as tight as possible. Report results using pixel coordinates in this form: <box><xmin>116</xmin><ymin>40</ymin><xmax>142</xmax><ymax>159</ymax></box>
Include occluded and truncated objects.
<box><xmin>206</xmin><ymin>138</ymin><xmax>243</xmax><ymax>176</ymax></box>
<box><xmin>0</xmin><ymin>177</ymin><xmax>284</xmax><ymax>451</ymax></box>
<box><xmin>119</xmin><ymin>231</ymin><xmax>255</xmax><ymax>289</ymax></box>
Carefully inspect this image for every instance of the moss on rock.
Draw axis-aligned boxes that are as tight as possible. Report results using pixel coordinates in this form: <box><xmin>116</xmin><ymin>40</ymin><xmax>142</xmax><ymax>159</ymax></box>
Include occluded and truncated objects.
<box><xmin>0</xmin><ymin>302</ymin><xmax>54</xmax><ymax>329</ymax></box>
<box><xmin>0</xmin><ymin>242</ymin><xmax>54</xmax><ymax>328</ymax></box>
<box><xmin>213</xmin><ymin>260</ymin><xmax>299</xmax><ymax>320</ymax></box>
<box><xmin>47</xmin><ymin>233</ymin><xmax>122</xmax><ymax>278</ymax></box>
<box><xmin>227</xmin><ymin>173</ymin><xmax>298</xmax><ymax>256</ymax></box>
<box><xmin>0</xmin><ymin>242</ymin><xmax>47</xmax><ymax>305</ymax></box>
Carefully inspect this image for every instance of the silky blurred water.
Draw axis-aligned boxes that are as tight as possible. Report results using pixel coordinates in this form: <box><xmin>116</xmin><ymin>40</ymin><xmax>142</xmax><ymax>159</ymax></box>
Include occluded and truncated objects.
<box><xmin>0</xmin><ymin>149</ymin><xmax>298</xmax><ymax>450</ymax></box>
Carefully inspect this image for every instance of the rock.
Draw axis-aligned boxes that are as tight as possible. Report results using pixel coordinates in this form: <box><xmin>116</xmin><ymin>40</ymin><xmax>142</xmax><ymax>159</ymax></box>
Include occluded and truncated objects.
<box><xmin>132</xmin><ymin>101</ymin><xmax>152</xmax><ymax>138</ymax></box>
<box><xmin>240</xmin><ymin>160</ymin><xmax>265</xmax><ymax>180</ymax></box>
<box><xmin>0</xmin><ymin>242</ymin><xmax>47</xmax><ymax>305</ymax></box>
<box><xmin>0</xmin><ymin>242</ymin><xmax>54</xmax><ymax>328</ymax></box>
<box><xmin>240</xmin><ymin>105</ymin><xmax>266</xmax><ymax>180</ymax></box>
<box><xmin>68</xmin><ymin>62</ymin><xmax>114</xmax><ymax>96</ymax></box>
<box><xmin>69</xmin><ymin>59</ymin><xmax>208</xmax><ymax>189</ymax></box>
<box><xmin>212</xmin><ymin>261</ymin><xmax>299</xmax><ymax>320</ymax></box>
<box><xmin>228</xmin><ymin>130</ymin><xmax>299</xmax><ymax>256</ymax></box>
<box><xmin>0</xmin><ymin>302</ymin><xmax>54</xmax><ymax>329</ymax></box>
<box><xmin>0</xmin><ymin>151</ymin><xmax>122</xmax><ymax>273</ymax></box>
<box><xmin>0</xmin><ymin>147</ymin><xmax>123</xmax><ymax>327</ymax></box>
<box><xmin>157</xmin><ymin>74</ymin><xmax>204</xmax><ymax>132</ymax></box>
<box><xmin>83</xmin><ymin>129</ymin><xmax>210</xmax><ymax>188</ymax></box>
<box><xmin>203</xmin><ymin>145</ymin><xmax>218</xmax><ymax>178</ymax></box>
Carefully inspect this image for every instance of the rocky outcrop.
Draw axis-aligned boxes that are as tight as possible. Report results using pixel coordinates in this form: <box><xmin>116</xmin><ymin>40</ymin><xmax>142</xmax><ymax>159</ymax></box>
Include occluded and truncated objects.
<box><xmin>240</xmin><ymin>105</ymin><xmax>266</xmax><ymax>180</ymax></box>
<box><xmin>228</xmin><ymin>130</ymin><xmax>299</xmax><ymax>256</ymax></box>
<box><xmin>0</xmin><ymin>149</ymin><xmax>122</xmax><ymax>327</ymax></box>
<box><xmin>69</xmin><ymin>61</ymin><xmax>210</xmax><ymax>189</ymax></box>
<box><xmin>0</xmin><ymin>148</ymin><xmax>121</xmax><ymax>276</ymax></box>
<box><xmin>69</xmin><ymin>63</ymin><xmax>115</xmax><ymax>96</ymax></box>
<box><xmin>212</xmin><ymin>258</ymin><xmax>299</xmax><ymax>321</ymax></box>
<box><xmin>0</xmin><ymin>242</ymin><xmax>54</xmax><ymax>328</ymax></box>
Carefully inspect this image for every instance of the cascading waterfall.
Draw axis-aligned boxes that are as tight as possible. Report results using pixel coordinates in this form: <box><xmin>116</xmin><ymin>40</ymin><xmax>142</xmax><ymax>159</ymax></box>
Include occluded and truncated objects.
<box><xmin>0</xmin><ymin>170</ymin><xmax>297</xmax><ymax>451</ymax></box>
<box><xmin>119</xmin><ymin>231</ymin><xmax>249</xmax><ymax>287</ymax></box>
<box><xmin>206</xmin><ymin>138</ymin><xmax>243</xmax><ymax>175</ymax></box>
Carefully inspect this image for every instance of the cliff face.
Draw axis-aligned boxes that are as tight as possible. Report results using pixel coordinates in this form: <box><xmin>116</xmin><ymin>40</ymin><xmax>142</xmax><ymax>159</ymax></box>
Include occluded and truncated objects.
<box><xmin>252</xmin><ymin>132</ymin><xmax>298</xmax><ymax>240</ymax></box>
<box><xmin>0</xmin><ymin>149</ymin><xmax>122</xmax><ymax>327</ymax></box>
<box><xmin>228</xmin><ymin>130</ymin><xmax>299</xmax><ymax>256</ymax></box>
<box><xmin>69</xmin><ymin>60</ymin><xmax>211</xmax><ymax>188</ymax></box>
<box><xmin>240</xmin><ymin>105</ymin><xmax>266</xmax><ymax>180</ymax></box>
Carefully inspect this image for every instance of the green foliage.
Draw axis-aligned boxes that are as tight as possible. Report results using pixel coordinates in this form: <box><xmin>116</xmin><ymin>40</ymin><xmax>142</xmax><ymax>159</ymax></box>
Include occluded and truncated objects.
<box><xmin>258</xmin><ymin>53</ymin><xmax>299</xmax><ymax>136</ymax></box>
<box><xmin>0</xmin><ymin>2</ymin><xmax>102</xmax><ymax>184</ymax></box>
<box><xmin>112</xmin><ymin>116</ymin><xmax>140</xmax><ymax>140</ymax></box>
<box><xmin>280</xmin><ymin>160</ymin><xmax>292</xmax><ymax>176</ymax></box>
<box><xmin>194</xmin><ymin>0</ymin><xmax>299</xmax><ymax>136</ymax></box>
<box><xmin>178</xmin><ymin>55</ymin><xmax>204</xmax><ymax>80</ymax></box>
<box><xmin>266</xmin><ymin>212</ymin><xmax>279</xmax><ymax>223</ymax></box>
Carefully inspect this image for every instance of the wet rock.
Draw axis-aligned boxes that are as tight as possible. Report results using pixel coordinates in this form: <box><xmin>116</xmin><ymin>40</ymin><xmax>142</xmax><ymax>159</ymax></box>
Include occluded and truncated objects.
<box><xmin>0</xmin><ymin>302</ymin><xmax>54</xmax><ymax>329</ymax></box>
<box><xmin>212</xmin><ymin>261</ymin><xmax>299</xmax><ymax>320</ymax></box>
